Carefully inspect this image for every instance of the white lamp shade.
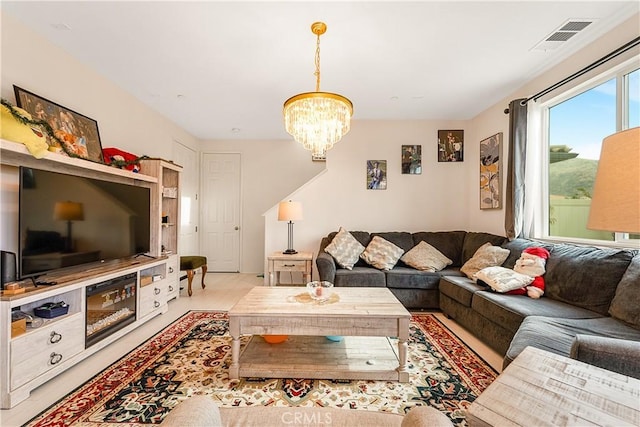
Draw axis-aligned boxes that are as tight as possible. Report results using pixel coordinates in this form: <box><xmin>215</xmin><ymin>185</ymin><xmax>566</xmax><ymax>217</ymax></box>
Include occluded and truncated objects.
<box><xmin>587</xmin><ymin>127</ymin><xmax>640</xmax><ymax>233</ymax></box>
<box><xmin>278</xmin><ymin>201</ymin><xmax>303</xmax><ymax>222</ymax></box>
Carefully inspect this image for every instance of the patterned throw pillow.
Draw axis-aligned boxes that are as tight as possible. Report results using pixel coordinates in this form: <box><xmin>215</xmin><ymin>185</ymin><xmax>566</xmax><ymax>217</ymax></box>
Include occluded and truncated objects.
<box><xmin>324</xmin><ymin>227</ymin><xmax>365</xmax><ymax>270</ymax></box>
<box><xmin>360</xmin><ymin>236</ymin><xmax>405</xmax><ymax>271</ymax></box>
<box><xmin>401</xmin><ymin>241</ymin><xmax>453</xmax><ymax>272</ymax></box>
<box><xmin>460</xmin><ymin>242</ymin><xmax>510</xmax><ymax>280</ymax></box>
<box><xmin>475</xmin><ymin>266</ymin><xmax>534</xmax><ymax>292</ymax></box>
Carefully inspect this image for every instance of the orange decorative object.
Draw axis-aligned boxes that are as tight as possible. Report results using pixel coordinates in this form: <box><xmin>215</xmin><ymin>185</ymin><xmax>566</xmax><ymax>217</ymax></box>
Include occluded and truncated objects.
<box><xmin>262</xmin><ymin>335</ymin><xmax>288</xmax><ymax>344</ymax></box>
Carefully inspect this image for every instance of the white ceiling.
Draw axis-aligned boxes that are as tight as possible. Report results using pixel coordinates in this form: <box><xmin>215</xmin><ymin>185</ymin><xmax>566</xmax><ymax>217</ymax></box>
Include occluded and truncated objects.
<box><xmin>3</xmin><ymin>1</ymin><xmax>639</xmax><ymax>140</ymax></box>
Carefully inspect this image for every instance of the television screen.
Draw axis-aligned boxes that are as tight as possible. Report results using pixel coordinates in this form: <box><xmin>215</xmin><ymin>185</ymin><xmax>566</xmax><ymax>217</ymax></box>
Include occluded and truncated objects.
<box><xmin>19</xmin><ymin>167</ymin><xmax>151</xmax><ymax>279</ymax></box>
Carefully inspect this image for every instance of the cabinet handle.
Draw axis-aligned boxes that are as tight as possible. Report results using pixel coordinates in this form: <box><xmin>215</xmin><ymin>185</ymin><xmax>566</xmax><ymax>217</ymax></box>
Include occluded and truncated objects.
<box><xmin>50</xmin><ymin>352</ymin><xmax>63</xmax><ymax>365</ymax></box>
<box><xmin>154</xmin><ymin>301</ymin><xmax>160</xmax><ymax>308</ymax></box>
<box><xmin>154</xmin><ymin>287</ymin><xmax>161</xmax><ymax>295</ymax></box>
<box><xmin>169</xmin><ymin>285</ymin><xmax>174</xmax><ymax>292</ymax></box>
<box><xmin>284</xmin><ymin>264</ymin><xmax>295</xmax><ymax>267</ymax></box>
<box><xmin>49</xmin><ymin>331</ymin><xmax>62</xmax><ymax>344</ymax></box>
<box><xmin>169</xmin><ymin>267</ymin><xmax>174</xmax><ymax>273</ymax></box>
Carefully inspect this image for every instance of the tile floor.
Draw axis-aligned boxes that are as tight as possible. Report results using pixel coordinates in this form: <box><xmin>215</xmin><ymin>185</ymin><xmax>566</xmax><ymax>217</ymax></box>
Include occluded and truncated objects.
<box><xmin>1</xmin><ymin>273</ymin><xmax>502</xmax><ymax>427</ymax></box>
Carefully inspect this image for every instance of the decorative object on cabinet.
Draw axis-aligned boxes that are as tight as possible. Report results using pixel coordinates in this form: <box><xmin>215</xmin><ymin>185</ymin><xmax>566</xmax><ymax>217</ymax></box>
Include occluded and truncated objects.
<box><xmin>278</xmin><ymin>201</ymin><xmax>303</xmax><ymax>254</ymax></box>
<box><xmin>480</xmin><ymin>132</ymin><xmax>503</xmax><ymax>210</ymax></box>
<box><xmin>0</xmin><ymin>102</ymin><xmax>48</xmax><ymax>158</ymax></box>
<box><xmin>102</xmin><ymin>147</ymin><xmax>142</xmax><ymax>172</ymax></box>
<box><xmin>402</xmin><ymin>145</ymin><xmax>421</xmax><ymax>174</ymax></box>
<box><xmin>438</xmin><ymin>129</ymin><xmax>464</xmax><ymax>162</ymax></box>
<box><xmin>283</xmin><ymin>22</ymin><xmax>353</xmax><ymax>157</ymax></box>
<box><xmin>367</xmin><ymin>160</ymin><xmax>387</xmax><ymax>189</ymax></box>
<box><xmin>13</xmin><ymin>86</ymin><xmax>104</xmax><ymax>163</ymax></box>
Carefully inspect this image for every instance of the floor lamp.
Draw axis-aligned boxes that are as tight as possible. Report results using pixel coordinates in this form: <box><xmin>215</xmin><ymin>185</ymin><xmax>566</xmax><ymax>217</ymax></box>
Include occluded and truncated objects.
<box><xmin>278</xmin><ymin>201</ymin><xmax>303</xmax><ymax>254</ymax></box>
<box><xmin>587</xmin><ymin>127</ymin><xmax>640</xmax><ymax>234</ymax></box>
<box><xmin>54</xmin><ymin>201</ymin><xmax>84</xmax><ymax>253</ymax></box>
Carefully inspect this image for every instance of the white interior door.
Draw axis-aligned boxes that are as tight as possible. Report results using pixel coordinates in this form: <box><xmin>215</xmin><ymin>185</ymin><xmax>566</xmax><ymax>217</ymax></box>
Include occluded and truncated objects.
<box><xmin>173</xmin><ymin>141</ymin><xmax>199</xmax><ymax>256</ymax></box>
<box><xmin>201</xmin><ymin>153</ymin><xmax>241</xmax><ymax>272</ymax></box>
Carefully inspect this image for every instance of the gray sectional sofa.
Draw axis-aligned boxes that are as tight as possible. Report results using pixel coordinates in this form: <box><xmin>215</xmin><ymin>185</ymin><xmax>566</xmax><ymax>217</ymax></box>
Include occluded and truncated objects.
<box><xmin>316</xmin><ymin>230</ymin><xmax>640</xmax><ymax>377</ymax></box>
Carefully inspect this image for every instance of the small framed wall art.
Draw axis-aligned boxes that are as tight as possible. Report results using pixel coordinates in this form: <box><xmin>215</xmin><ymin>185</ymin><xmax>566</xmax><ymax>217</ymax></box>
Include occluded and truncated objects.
<box><xmin>366</xmin><ymin>160</ymin><xmax>387</xmax><ymax>189</ymax></box>
<box><xmin>480</xmin><ymin>132</ymin><xmax>503</xmax><ymax>209</ymax></box>
<box><xmin>437</xmin><ymin>130</ymin><xmax>464</xmax><ymax>162</ymax></box>
<box><xmin>401</xmin><ymin>145</ymin><xmax>422</xmax><ymax>174</ymax></box>
<box><xmin>14</xmin><ymin>86</ymin><xmax>104</xmax><ymax>163</ymax></box>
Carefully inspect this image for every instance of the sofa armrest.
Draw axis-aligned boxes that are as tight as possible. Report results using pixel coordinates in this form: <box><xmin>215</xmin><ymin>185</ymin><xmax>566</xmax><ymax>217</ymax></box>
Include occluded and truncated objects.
<box><xmin>316</xmin><ymin>237</ymin><xmax>337</xmax><ymax>283</ymax></box>
<box><xmin>570</xmin><ymin>334</ymin><xmax>640</xmax><ymax>379</ymax></box>
<box><xmin>161</xmin><ymin>396</ymin><xmax>223</xmax><ymax>426</ymax></box>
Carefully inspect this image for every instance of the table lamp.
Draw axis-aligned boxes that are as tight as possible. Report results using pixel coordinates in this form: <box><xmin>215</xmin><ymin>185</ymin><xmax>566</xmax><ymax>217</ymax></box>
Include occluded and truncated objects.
<box><xmin>278</xmin><ymin>200</ymin><xmax>303</xmax><ymax>254</ymax></box>
<box><xmin>54</xmin><ymin>201</ymin><xmax>84</xmax><ymax>252</ymax></box>
<box><xmin>587</xmin><ymin>127</ymin><xmax>639</xmax><ymax>234</ymax></box>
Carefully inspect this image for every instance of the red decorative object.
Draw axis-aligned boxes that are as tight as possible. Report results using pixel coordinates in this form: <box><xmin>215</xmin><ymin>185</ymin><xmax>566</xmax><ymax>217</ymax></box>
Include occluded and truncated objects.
<box><xmin>102</xmin><ymin>147</ymin><xmax>140</xmax><ymax>172</ymax></box>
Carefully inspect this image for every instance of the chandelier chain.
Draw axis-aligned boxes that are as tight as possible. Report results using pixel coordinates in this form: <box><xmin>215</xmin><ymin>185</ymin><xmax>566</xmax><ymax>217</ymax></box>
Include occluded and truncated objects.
<box><xmin>314</xmin><ymin>32</ymin><xmax>321</xmax><ymax>92</ymax></box>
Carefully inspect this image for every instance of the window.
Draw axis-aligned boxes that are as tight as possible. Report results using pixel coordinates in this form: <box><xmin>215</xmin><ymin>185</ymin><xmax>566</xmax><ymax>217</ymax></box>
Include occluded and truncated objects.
<box><xmin>541</xmin><ymin>61</ymin><xmax>639</xmax><ymax>245</ymax></box>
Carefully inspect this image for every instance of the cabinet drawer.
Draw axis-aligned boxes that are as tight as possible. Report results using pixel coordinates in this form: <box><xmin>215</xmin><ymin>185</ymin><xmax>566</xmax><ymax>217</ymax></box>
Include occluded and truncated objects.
<box><xmin>139</xmin><ymin>282</ymin><xmax>167</xmax><ymax>317</ymax></box>
<box><xmin>273</xmin><ymin>260</ymin><xmax>308</xmax><ymax>272</ymax></box>
<box><xmin>10</xmin><ymin>313</ymin><xmax>85</xmax><ymax>390</ymax></box>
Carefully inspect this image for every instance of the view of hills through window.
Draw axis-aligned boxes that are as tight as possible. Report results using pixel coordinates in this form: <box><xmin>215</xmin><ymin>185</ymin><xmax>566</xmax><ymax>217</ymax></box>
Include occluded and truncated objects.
<box><xmin>548</xmin><ymin>68</ymin><xmax>639</xmax><ymax>241</ymax></box>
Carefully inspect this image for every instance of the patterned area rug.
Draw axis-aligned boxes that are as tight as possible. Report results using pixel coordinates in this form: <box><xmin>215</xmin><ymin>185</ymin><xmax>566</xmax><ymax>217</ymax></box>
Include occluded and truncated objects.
<box><xmin>26</xmin><ymin>311</ymin><xmax>497</xmax><ymax>427</ymax></box>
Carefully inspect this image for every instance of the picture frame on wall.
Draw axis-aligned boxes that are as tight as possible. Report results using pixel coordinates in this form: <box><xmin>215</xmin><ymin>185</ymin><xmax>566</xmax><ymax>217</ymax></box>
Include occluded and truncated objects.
<box><xmin>366</xmin><ymin>160</ymin><xmax>387</xmax><ymax>189</ymax></box>
<box><xmin>14</xmin><ymin>86</ymin><xmax>104</xmax><ymax>163</ymax></box>
<box><xmin>401</xmin><ymin>145</ymin><xmax>422</xmax><ymax>174</ymax></box>
<box><xmin>480</xmin><ymin>132</ymin><xmax>503</xmax><ymax>209</ymax></box>
<box><xmin>438</xmin><ymin>129</ymin><xmax>464</xmax><ymax>162</ymax></box>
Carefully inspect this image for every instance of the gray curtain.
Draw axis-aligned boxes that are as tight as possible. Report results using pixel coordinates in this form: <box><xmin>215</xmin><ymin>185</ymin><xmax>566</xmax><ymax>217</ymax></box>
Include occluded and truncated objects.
<box><xmin>504</xmin><ymin>99</ymin><xmax>528</xmax><ymax>239</ymax></box>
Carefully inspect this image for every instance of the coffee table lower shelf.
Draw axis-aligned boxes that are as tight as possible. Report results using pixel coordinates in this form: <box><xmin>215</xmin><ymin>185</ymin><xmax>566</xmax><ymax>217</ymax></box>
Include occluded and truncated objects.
<box><xmin>236</xmin><ymin>335</ymin><xmax>407</xmax><ymax>382</ymax></box>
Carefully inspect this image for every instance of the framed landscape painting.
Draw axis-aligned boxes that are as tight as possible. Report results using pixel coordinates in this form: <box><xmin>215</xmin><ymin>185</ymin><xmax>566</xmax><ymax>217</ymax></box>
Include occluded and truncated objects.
<box><xmin>480</xmin><ymin>132</ymin><xmax>503</xmax><ymax>209</ymax></box>
<box><xmin>438</xmin><ymin>130</ymin><xmax>464</xmax><ymax>162</ymax></box>
<box><xmin>14</xmin><ymin>86</ymin><xmax>104</xmax><ymax>163</ymax></box>
<box><xmin>366</xmin><ymin>160</ymin><xmax>387</xmax><ymax>189</ymax></box>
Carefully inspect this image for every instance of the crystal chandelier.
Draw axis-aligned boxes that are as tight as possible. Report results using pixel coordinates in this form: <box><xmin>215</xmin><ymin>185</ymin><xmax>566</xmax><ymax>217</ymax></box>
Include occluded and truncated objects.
<box><xmin>283</xmin><ymin>22</ymin><xmax>353</xmax><ymax>157</ymax></box>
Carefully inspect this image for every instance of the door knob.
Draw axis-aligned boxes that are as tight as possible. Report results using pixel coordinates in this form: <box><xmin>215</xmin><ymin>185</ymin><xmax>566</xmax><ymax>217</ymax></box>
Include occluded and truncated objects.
<box><xmin>234</xmin><ymin>226</ymin><xmax>239</xmax><ymax>230</ymax></box>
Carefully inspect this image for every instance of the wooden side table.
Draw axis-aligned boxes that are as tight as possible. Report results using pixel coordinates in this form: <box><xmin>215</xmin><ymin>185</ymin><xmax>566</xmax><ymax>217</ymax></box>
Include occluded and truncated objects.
<box><xmin>267</xmin><ymin>252</ymin><xmax>313</xmax><ymax>286</ymax></box>
<box><xmin>466</xmin><ymin>346</ymin><xmax>640</xmax><ymax>426</ymax></box>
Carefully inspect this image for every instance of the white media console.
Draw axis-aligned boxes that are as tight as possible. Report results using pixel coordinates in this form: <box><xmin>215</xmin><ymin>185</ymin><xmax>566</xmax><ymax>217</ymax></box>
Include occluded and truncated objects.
<box><xmin>0</xmin><ymin>139</ymin><xmax>181</xmax><ymax>408</ymax></box>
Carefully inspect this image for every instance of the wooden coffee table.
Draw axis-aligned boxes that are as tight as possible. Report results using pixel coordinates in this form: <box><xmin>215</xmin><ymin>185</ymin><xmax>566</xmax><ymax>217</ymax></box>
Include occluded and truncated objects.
<box><xmin>467</xmin><ymin>346</ymin><xmax>640</xmax><ymax>426</ymax></box>
<box><xmin>228</xmin><ymin>286</ymin><xmax>411</xmax><ymax>382</ymax></box>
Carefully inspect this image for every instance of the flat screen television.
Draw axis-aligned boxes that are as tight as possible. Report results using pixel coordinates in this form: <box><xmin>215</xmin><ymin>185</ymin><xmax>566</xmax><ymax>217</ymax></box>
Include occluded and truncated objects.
<box><xmin>19</xmin><ymin>167</ymin><xmax>151</xmax><ymax>280</ymax></box>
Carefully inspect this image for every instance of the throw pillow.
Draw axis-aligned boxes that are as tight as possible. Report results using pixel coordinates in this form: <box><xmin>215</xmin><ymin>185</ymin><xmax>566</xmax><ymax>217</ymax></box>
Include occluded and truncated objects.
<box><xmin>324</xmin><ymin>227</ymin><xmax>365</xmax><ymax>270</ymax></box>
<box><xmin>476</xmin><ymin>266</ymin><xmax>535</xmax><ymax>293</ymax></box>
<box><xmin>608</xmin><ymin>255</ymin><xmax>640</xmax><ymax>328</ymax></box>
<box><xmin>400</xmin><ymin>241</ymin><xmax>453</xmax><ymax>272</ymax></box>
<box><xmin>360</xmin><ymin>236</ymin><xmax>405</xmax><ymax>270</ymax></box>
<box><xmin>460</xmin><ymin>242</ymin><xmax>510</xmax><ymax>280</ymax></box>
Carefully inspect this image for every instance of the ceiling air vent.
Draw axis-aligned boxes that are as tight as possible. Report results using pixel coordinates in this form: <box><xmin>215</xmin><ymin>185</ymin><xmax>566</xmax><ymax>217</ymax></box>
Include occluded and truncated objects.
<box><xmin>532</xmin><ymin>19</ymin><xmax>595</xmax><ymax>52</ymax></box>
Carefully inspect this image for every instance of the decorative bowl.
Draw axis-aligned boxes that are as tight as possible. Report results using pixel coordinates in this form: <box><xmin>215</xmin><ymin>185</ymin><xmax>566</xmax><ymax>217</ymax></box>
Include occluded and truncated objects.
<box><xmin>306</xmin><ymin>281</ymin><xmax>334</xmax><ymax>301</ymax></box>
<box><xmin>262</xmin><ymin>335</ymin><xmax>288</xmax><ymax>344</ymax></box>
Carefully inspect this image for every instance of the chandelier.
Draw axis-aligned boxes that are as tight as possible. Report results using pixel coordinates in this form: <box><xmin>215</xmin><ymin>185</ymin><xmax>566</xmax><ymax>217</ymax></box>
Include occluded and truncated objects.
<box><xmin>283</xmin><ymin>22</ymin><xmax>353</xmax><ymax>157</ymax></box>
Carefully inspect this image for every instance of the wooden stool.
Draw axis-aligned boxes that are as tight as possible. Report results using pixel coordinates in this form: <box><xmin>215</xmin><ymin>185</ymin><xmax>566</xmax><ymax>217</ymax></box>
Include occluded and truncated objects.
<box><xmin>180</xmin><ymin>256</ymin><xmax>207</xmax><ymax>297</ymax></box>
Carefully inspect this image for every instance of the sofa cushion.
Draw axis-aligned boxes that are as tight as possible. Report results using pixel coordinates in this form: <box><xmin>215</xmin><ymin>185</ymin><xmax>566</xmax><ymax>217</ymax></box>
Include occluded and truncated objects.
<box><xmin>324</xmin><ymin>227</ymin><xmax>366</xmax><ymax>270</ymax></box>
<box><xmin>412</xmin><ymin>231</ymin><xmax>467</xmax><ymax>266</ymax></box>
<box><xmin>439</xmin><ymin>276</ymin><xmax>486</xmax><ymax>307</ymax></box>
<box><xmin>609</xmin><ymin>254</ymin><xmax>640</xmax><ymax>328</ymax></box>
<box><xmin>400</xmin><ymin>241</ymin><xmax>453</xmax><ymax>272</ymax></box>
<box><xmin>385</xmin><ymin>267</ymin><xmax>441</xmax><ymax>290</ymax></box>
<box><xmin>472</xmin><ymin>291</ymin><xmax>603</xmax><ymax>334</ymax></box>
<box><xmin>475</xmin><ymin>266</ymin><xmax>534</xmax><ymax>293</ymax></box>
<box><xmin>500</xmin><ymin>238</ymin><xmax>555</xmax><ymax>269</ymax></box>
<box><xmin>460</xmin><ymin>243</ymin><xmax>510</xmax><ymax>279</ymax></box>
<box><xmin>461</xmin><ymin>232</ymin><xmax>507</xmax><ymax>264</ymax></box>
<box><xmin>505</xmin><ymin>316</ymin><xmax>640</xmax><ymax>368</ymax></box>
<box><xmin>334</xmin><ymin>267</ymin><xmax>386</xmax><ymax>287</ymax></box>
<box><xmin>325</xmin><ymin>230</ymin><xmax>372</xmax><ymax>268</ymax></box>
<box><xmin>360</xmin><ymin>236</ymin><xmax>405</xmax><ymax>270</ymax></box>
<box><xmin>545</xmin><ymin>244</ymin><xmax>635</xmax><ymax>315</ymax></box>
